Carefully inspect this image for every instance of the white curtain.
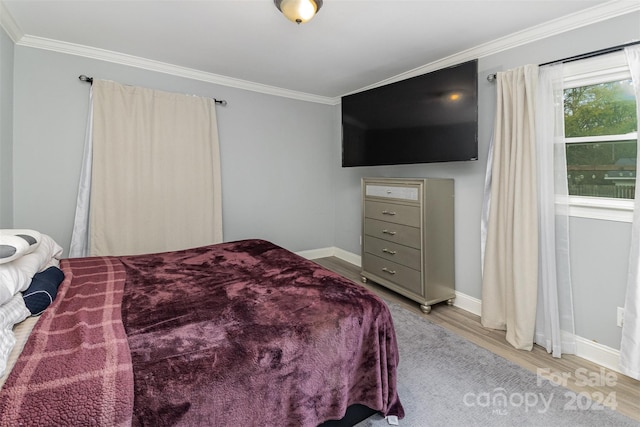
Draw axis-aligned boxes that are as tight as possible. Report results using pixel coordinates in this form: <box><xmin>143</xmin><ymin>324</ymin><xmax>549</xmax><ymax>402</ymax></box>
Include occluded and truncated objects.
<box><xmin>620</xmin><ymin>45</ymin><xmax>640</xmax><ymax>380</ymax></box>
<box><xmin>72</xmin><ymin>80</ymin><xmax>223</xmax><ymax>257</ymax></box>
<box><xmin>534</xmin><ymin>64</ymin><xmax>576</xmax><ymax>357</ymax></box>
<box><xmin>480</xmin><ymin>132</ymin><xmax>493</xmax><ymax>273</ymax></box>
<box><xmin>481</xmin><ymin>65</ymin><xmax>539</xmax><ymax>350</ymax></box>
<box><xmin>69</xmin><ymin>88</ymin><xmax>94</xmax><ymax>258</ymax></box>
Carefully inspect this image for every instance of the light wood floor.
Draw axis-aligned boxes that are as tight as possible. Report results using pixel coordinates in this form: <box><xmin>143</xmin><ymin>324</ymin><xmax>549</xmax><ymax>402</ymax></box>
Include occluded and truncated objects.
<box><xmin>313</xmin><ymin>256</ymin><xmax>640</xmax><ymax>423</ymax></box>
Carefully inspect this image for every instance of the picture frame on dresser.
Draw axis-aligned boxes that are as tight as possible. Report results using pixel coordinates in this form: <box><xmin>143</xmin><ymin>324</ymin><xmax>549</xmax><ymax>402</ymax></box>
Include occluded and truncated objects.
<box><xmin>361</xmin><ymin>177</ymin><xmax>455</xmax><ymax>313</ymax></box>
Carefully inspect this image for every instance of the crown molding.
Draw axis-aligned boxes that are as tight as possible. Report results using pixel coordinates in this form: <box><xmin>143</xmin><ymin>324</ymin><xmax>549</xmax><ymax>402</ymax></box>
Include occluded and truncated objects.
<box><xmin>0</xmin><ymin>0</ymin><xmax>23</xmax><ymax>43</ymax></box>
<box><xmin>15</xmin><ymin>35</ymin><xmax>338</xmax><ymax>106</ymax></box>
<box><xmin>345</xmin><ymin>0</ymin><xmax>640</xmax><ymax>96</ymax></box>
<box><xmin>2</xmin><ymin>0</ymin><xmax>638</xmax><ymax>104</ymax></box>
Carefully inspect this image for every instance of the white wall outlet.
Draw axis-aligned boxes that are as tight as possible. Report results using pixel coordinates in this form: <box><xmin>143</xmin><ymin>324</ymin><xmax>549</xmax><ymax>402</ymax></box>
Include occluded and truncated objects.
<box><xmin>617</xmin><ymin>307</ymin><xmax>624</xmax><ymax>327</ymax></box>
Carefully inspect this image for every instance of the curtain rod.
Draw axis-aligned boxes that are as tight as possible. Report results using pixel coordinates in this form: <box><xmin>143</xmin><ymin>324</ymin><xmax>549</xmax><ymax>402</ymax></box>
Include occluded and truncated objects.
<box><xmin>486</xmin><ymin>40</ymin><xmax>640</xmax><ymax>82</ymax></box>
<box><xmin>78</xmin><ymin>75</ymin><xmax>228</xmax><ymax>106</ymax></box>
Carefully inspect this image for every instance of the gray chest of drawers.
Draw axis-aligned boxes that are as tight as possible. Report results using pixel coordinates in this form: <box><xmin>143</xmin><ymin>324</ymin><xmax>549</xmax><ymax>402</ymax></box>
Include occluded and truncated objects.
<box><xmin>361</xmin><ymin>177</ymin><xmax>455</xmax><ymax>313</ymax></box>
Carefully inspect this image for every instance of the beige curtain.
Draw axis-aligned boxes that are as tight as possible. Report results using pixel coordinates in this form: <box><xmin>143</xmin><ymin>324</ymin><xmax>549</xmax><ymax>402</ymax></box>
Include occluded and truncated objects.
<box><xmin>89</xmin><ymin>80</ymin><xmax>223</xmax><ymax>256</ymax></box>
<box><xmin>482</xmin><ymin>65</ymin><xmax>539</xmax><ymax>350</ymax></box>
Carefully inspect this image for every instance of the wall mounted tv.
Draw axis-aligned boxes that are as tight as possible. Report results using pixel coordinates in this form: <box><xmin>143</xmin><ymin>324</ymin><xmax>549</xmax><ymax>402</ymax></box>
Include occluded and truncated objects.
<box><xmin>341</xmin><ymin>59</ymin><xmax>478</xmax><ymax>167</ymax></box>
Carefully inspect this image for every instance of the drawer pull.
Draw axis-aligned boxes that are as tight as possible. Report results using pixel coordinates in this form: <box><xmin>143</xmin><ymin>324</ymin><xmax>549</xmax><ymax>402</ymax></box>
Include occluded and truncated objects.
<box><xmin>382</xmin><ymin>229</ymin><xmax>397</xmax><ymax>236</ymax></box>
<box><xmin>382</xmin><ymin>267</ymin><xmax>397</xmax><ymax>275</ymax></box>
<box><xmin>382</xmin><ymin>248</ymin><xmax>397</xmax><ymax>255</ymax></box>
<box><xmin>382</xmin><ymin>210</ymin><xmax>397</xmax><ymax>216</ymax></box>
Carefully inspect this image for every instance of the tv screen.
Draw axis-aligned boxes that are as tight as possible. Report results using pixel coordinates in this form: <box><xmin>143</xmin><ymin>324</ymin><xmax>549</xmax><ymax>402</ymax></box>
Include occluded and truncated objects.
<box><xmin>341</xmin><ymin>59</ymin><xmax>478</xmax><ymax>167</ymax></box>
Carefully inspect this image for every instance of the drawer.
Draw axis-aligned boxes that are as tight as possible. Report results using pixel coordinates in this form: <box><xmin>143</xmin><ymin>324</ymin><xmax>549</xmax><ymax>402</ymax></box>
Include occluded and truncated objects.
<box><xmin>364</xmin><ymin>218</ymin><xmax>421</xmax><ymax>249</ymax></box>
<box><xmin>362</xmin><ymin>254</ymin><xmax>423</xmax><ymax>296</ymax></box>
<box><xmin>364</xmin><ymin>200</ymin><xmax>420</xmax><ymax>227</ymax></box>
<box><xmin>364</xmin><ymin>236</ymin><xmax>421</xmax><ymax>270</ymax></box>
<box><xmin>365</xmin><ymin>184</ymin><xmax>420</xmax><ymax>202</ymax></box>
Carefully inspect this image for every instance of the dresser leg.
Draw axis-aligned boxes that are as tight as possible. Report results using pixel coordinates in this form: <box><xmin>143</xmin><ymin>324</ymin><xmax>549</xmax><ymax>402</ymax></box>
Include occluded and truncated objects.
<box><xmin>361</xmin><ymin>276</ymin><xmax>367</xmax><ymax>283</ymax></box>
<box><xmin>420</xmin><ymin>304</ymin><xmax>431</xmax><ymax>314</ymax></box>
<box><xmin>447</xmin><ymin>298</ymin><xmax>455</xmax><ymax>306</ymax></box>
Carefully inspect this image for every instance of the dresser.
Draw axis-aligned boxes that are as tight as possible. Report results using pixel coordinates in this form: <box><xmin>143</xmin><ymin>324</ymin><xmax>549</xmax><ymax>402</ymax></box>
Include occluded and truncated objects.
<box><xmin>361</xmin><ymin>177</ymin><xmax>455</xmax><ymax>313</ymax></box>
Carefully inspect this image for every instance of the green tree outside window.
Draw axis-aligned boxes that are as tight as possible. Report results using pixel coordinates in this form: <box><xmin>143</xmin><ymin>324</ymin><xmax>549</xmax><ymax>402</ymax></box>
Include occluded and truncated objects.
<box><xmin>564</xmin><ymin>80</ymin><xmax>637</xmax><ymax>199</ymax></box>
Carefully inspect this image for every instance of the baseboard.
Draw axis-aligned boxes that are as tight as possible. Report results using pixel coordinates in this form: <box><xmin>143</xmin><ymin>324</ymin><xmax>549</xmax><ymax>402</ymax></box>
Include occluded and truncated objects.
<box><xmin>297</xmin><ymin>246</ymin><xmax>362</xmax><ymax>266</ymax></box>
<box><xmin>574</xmin><ymin>335</ymin><xmax>622</xmax><ymax>374</ymax></box>
<box><xmin>452</xmin><ymin>291</ymin><xmax>482</xmax><ymax>317</ymax></box>
<box><xmin>303</xmin><ymin>246</ymin><xmax>624</xmax><ymax>376</ymax></box>
<box><xmin>332</xmin><ymin>247</ymin><xmax>362</xmax><ymax>267</ymax></box>
<box><xmin>296</xmin><ymin>247</ymin><xmax>336</xmax><ymax>260</ymax></box>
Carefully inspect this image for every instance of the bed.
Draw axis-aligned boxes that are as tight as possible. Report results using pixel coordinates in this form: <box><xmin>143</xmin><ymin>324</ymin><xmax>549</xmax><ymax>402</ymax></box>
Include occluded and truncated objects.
<box><xmin>0</xmin><ymin>238</ymin><xmax>404</xmax><ymax>426</ymax></box>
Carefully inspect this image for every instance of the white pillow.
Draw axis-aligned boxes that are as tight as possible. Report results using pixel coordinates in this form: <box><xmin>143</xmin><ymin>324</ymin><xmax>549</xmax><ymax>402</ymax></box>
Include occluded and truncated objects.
<box><xmin>0</xmin><ymin>234</ymin><xmax>63</xmax><ymax>306</ymax></box>
<box><xmin>0</xmin><ymin>294</ymin><xmax>30</xmax><ymax>377</ymax></box>
<box><xmin>0</xmin><ymin>229</ymin><xmax>42</xmax><ymax>265</ymax></box>
<box><xmin>0</xmin><ymin>236</ymin><xmax>29</xmax><ymax>264</ymax></box>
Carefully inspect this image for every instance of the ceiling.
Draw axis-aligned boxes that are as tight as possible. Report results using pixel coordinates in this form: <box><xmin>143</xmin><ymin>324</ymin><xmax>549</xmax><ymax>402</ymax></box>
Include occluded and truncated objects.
<box><xmin>1</xmin><ymin>0</ymin><xmax>635</xmax><ymax>101</ymax></box>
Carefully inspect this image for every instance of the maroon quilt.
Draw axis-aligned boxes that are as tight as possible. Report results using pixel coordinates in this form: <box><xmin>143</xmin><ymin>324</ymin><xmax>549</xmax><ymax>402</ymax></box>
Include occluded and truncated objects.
<box><xmin>0</xmin><ymin>257</ymin><xmax>134</xmax><ymax>426</ymax></box>
<box><xmin>1</xmin><ymin>239</ymin><xmax>403</xmax><ymax>426</ymax></box>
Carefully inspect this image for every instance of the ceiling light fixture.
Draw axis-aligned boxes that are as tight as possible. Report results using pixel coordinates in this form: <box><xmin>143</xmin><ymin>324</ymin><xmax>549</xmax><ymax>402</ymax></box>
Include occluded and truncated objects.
<box><xmin>274</xmin><ymin>0</ymin><xmax>323</xmax><ymax>24</ymax></box>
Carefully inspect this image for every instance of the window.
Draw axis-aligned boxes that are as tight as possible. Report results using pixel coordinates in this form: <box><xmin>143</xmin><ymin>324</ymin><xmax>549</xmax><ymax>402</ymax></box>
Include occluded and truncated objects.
<box><xmin>565</xmin><ymin>80</ymin><xmax>637</xmax><ymax>199</ymax></box>
<box><xmin>563</xmin><ymin>52</ymin><xmax>637</xmax><ymax>221</ymax></box>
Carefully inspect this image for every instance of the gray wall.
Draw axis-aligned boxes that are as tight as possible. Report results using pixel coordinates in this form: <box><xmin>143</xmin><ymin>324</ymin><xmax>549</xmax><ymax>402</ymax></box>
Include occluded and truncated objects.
<box><xmin>0</xmin><ymin>26</ymin><xmax>13</xmax><ymax>227</ymax></box>
<box><xmin>7</xmin><ymin>11</ymin><xmax>640</xmax><ymax>351</ymax></box>
<box><xmin>332</xmin><ymin>12</ymin><xmax>640</xmax><ymax>350</ymax></box>
<box><xmin>12</xmin><ymin>47</ymin><xmax>337</xmax><ymax>255</ymax></box>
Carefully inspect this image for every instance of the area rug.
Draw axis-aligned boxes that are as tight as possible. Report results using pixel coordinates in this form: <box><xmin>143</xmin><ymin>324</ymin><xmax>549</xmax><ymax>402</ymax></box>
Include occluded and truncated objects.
<box><xmin>357</xmin><ymin>301</ymin><xmax>639</xmax><ymax>426</ymax></box>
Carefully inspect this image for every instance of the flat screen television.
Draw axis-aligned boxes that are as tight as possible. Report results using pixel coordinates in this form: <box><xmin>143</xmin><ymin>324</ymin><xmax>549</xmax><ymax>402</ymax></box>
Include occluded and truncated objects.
<box><xmin>341</xmin><ymin>59</ymin><xmax>478</xmax><ymax>167</ymax></box>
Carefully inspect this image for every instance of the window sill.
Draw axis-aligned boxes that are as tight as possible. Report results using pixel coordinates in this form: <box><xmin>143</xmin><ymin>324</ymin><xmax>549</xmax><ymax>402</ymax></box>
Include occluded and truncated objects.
<box><xmin>568</xmin><ymin>196</ymin><xmax>633</xmax><ymax>222</ymax></box>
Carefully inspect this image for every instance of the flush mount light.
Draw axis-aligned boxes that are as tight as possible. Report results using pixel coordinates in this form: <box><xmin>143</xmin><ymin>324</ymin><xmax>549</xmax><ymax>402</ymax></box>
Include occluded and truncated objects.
<box><xmin>274</xmin><ymin>0</ymin><xmax>323</xmax><ymax>24</ymax></box>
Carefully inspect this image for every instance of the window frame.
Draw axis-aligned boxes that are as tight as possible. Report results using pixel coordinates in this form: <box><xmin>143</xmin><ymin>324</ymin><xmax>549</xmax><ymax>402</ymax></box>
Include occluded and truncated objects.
<box><xmin>562</xmin><ymin>51</ymin><xmax>636</xmax><ymax>223</ymax></box>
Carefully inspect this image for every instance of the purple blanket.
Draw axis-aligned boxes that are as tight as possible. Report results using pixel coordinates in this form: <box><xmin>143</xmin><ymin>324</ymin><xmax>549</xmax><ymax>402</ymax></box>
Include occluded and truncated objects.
<box><xmin>0</xmin><ymin>257</ymin><xmax>134</xmax><ymax>426</ymax></box>
<box><xmin>120</xmin><ymin>239</ymin><xmax>403</xmax><ymax>426</ymax></box>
